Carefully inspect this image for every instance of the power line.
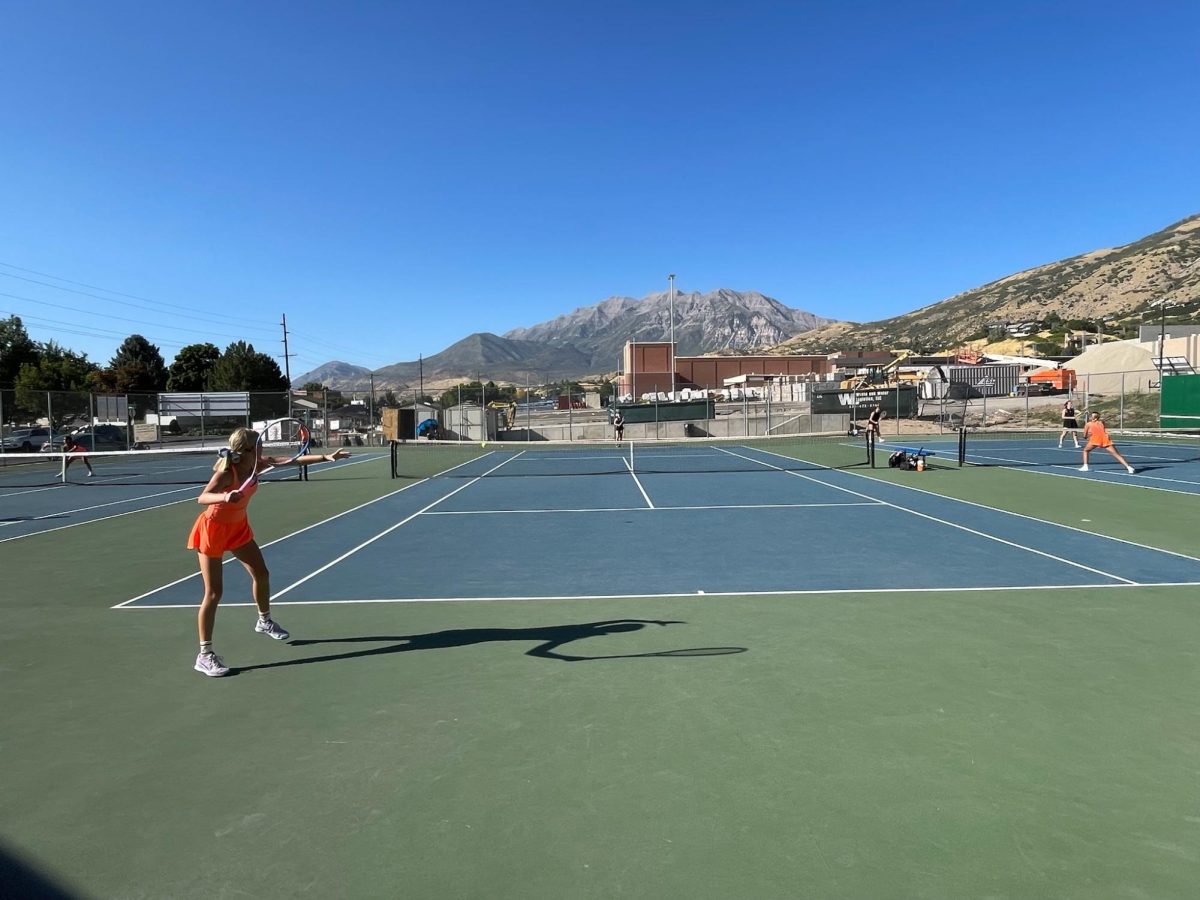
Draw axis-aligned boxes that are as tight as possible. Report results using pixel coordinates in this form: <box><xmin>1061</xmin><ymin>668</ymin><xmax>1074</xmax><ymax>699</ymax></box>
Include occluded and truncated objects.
<box><xmin>0</xmin><ymin>291</ymin><xmax>264</xmax><ymax>344</ymax></box>
<box><xmin>0</xmin><ymin>262</ymin><xmax>271</xmax><ymax>328</ymax></box>
<box><xmin>0</xmin><ymin>260</ymin><xmax>408</xmax><ymax>370</ymax></box>
<box><xmin>287</xmin><ymin>328</ymin><xmax>399</xmax><ymax>367</ymax></box>
<box><xmin>0</xmin><ymin>310</ymin><xmax>195</xmax><ymax>350</ymax></box>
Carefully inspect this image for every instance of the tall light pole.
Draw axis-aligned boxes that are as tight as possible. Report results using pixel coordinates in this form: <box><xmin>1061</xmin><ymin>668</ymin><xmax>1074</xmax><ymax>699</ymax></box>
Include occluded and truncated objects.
<box><xmin>1159</xmin><ymin>300</ymin><xmax>1166</xmax><ymax>378</ymax></box>
<box><xmin>668</xmin><ymin>274</ymin><xmax>676</xmax><ymax>401</ymax></box>
<box><xmin>368</xmin><ymin>372</ymin><xmax>375</xmax><ymax>445</ymax></box>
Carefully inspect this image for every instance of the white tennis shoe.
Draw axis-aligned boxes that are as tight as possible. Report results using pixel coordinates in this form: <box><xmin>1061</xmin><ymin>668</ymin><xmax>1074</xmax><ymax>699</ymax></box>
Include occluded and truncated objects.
<box><xmin>194</xmin><ymin>653</ymin><xmax>230</xmax><ymax>677</ymax></box>
<box><xmin>1078</xmin><ymin>464</ymin><xmax>1089</xmax><ymax>471</ymax></box>
<box><xmin>255</xmin><ymin>618</ymin><xmax>290</xmax><ymax>640</ymax></box>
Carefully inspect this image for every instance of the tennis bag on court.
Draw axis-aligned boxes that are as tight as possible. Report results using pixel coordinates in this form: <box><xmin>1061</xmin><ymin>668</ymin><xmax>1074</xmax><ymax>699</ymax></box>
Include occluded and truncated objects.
<box><xmin>888</xmin><ymin>450</ymin><xmax>908</xmax><ymax>468</ymax></box>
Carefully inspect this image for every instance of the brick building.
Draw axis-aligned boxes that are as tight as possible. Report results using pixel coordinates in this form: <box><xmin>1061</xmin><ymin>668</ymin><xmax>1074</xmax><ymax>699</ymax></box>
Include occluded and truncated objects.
<box><xmin>619</xmin><ymin>341</ymin><xmax>876</xmax><ymax>398</ymax></box>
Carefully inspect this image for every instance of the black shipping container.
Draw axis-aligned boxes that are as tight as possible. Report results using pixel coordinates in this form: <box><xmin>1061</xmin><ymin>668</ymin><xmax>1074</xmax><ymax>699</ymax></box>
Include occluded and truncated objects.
<box><xmin>946</xmin><ymin>364</ymin><xmax>1019</xmax><ymax>398</ymax></box>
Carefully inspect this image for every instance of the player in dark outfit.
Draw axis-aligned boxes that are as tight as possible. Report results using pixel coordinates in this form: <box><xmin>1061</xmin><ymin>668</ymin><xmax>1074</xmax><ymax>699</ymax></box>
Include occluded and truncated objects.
<box><xmin>866</xmin><ymin>404</ymin><xmax>885</xmax><ymax>443</ymax></box>
<box><xmin>1059</xmin><ymin>401</ymin><xmax>1080</xmax><ymax>448</ymax></box>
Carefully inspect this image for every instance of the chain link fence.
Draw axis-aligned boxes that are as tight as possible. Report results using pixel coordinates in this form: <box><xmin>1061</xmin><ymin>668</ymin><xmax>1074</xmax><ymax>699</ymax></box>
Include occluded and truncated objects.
<box><xmin>0</xmin><ymin>389</ymin><xmax>394</xmax><ymax>452</ymax></box>
<box><xmin>948</xmin><ymin>368</ymin><xmax>1163</xmax><ymax>433</ymax></box>
<box><xmin>0</xmin><ymin>369</ymin><xmax>1180</xmax><ymax>452</ymax></box>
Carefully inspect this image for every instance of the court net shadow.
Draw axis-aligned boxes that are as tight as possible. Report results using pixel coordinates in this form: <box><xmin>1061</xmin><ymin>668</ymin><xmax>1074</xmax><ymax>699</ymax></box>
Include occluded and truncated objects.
<box><xmin>235</xmin><ymin>619</ymin><xmax>747</xmax><ymax>673</ymax></box>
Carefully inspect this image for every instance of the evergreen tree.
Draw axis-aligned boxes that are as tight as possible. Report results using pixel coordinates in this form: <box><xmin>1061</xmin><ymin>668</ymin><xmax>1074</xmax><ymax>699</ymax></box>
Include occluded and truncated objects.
<box><xmin>209</xmin><ymin>341</ymin><xmax>288</xmax><ymax>391</ymax></box>
<box><xmin>13</xmin><ymin>342</ymin><xmax>99</xmax><ymax>426</ymax></box>
<box><xmin>104</xmin><ymin>335</ymin><xmax>168</xmax><ymax>391</ymax></box>
<box><xmin>92</xmin><ymin>333</ymin><xmax>168</xmax><ymax>393</ymax></box>
<box><xmin>166</xmin><ymin>343</ymin><xmax>221</xmax><ymax>391</ymax></box>
<box><xmin>0</xmin><ymin>315</ymin><xmax>40</xmax><ymax>388</ymax></box>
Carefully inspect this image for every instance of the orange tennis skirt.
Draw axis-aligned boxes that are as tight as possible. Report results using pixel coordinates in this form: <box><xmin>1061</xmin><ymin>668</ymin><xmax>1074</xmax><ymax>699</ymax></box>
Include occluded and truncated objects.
<box><xmin>187</xmin><ymin>514</ymin><xmax>254</xmax><ymax>558</ymax></box>
<box><xmin>186</xmin><ymin>482</ymin><xmax>258</xmax><ymax>558</ymax></box>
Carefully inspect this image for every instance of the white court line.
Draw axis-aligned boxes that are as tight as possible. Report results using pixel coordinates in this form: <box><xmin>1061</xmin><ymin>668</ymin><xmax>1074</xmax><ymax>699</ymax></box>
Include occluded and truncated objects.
<box><xmin>115</xmin><ymin>441</ymin><xmax>1184</xmax><ymax>610</ymax></box>
<box><xmin>267</xmin><ymin>452</ymin><xmax>524</xmax><ymax>601</ymax></box>
<box><xmin>1</xmin><ymin>455</ymin><xmax>377</xmax><ymax>544</ymax></box>
<box><xmin>963</xmin><ymin>449</ymin><xmax>1200</xmax><ymax>492</ymax></box>
<box><xmin>0</xmin><ymin>485</ymin><xmax>197</xmax><ymax>530</ymax></box>
<box><xmin>751</xmin><ymin>446</ymin><xmax>1200</xmax><ymax>566</ymax></box>
<box><xmin>113</xmin><ymin>471</ymin><xmax>437</xmax><ymax>608</ymax></box>
<box><xmin>0</xmin><ymin>481</ymin><xmax>67</xmax><ymax>499</ymax></box>
<box><xmin>122</xmin><ymin>579</ymin><xmax>1200</xmax><ymax>609</ymax></box>
<box><xmin>718</xmin><ymin>445</ymin><xmax>1139</xmax><ymax>584</ymax></box>
<box><xmin>1</xmin><ymin>493</ymin><xmax>199</xmax><ymax>544</ymax></box>
<box><xmin>423</xmin><ymin>501</ymin><xmax>882</xmax><ymax>514</ymax></box>
<box><xmin>625</xmin><ymin>455</ymin><xmax>655</xmax><ymax>508</ymax></box>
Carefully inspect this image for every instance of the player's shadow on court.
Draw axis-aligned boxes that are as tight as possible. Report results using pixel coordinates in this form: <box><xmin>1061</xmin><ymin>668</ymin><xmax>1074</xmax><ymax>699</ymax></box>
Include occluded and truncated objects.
<box><xmin>235</xmin><ymin>619</ymin><xmax>746</xmax><ymax>673</ymax></box>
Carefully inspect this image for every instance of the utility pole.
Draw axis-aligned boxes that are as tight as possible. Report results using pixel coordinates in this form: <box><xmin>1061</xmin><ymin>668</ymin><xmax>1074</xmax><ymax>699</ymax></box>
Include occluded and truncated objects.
<box><xmin>369</xmin><ymin>372</ymin><xmax>375</xmax><ymax>444</ymax></box>
<box><xmin>668</xmin><ymin>274</ymin><xmax>676</xmax><ymax>402</ymax></box>
<box><xmin>280</xmin><ymin>314</ymin><xmax>294</xmax><ymax>415</ymax></box>
<box><xmin>419</xmin><ymin>354</ymin><xmax>424</xmax><ymax>405</ymax></box>
<box><xmin>1159</xmin><ymin>300</ymin><xmax>1166</xmax><ymax>378</ymax></box>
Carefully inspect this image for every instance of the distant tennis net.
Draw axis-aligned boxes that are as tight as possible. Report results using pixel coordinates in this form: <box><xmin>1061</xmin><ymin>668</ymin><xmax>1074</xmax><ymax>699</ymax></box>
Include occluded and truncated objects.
<box><xmin>390</xmin><ymin>431</ymin><xmax>874</xmax><ymax>479</ymax></box>
<box><xmin>0</xmin><ymin>444</ymin><xmax>308</xmax><ymax>489</ymax></box>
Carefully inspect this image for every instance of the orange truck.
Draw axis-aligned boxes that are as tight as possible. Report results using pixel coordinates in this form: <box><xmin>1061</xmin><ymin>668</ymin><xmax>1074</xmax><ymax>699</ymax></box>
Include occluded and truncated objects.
<box><xmin>1026</xmin><ymin>368</ymin><xmax>1077</xmax><ymax>392</ymax></box>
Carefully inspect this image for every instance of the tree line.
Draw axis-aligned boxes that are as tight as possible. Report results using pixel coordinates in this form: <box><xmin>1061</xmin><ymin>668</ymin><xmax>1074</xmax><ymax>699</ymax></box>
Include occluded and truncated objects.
<box><xmin>1</xmin><ymin>315</ymin><xmax>288</xmax><ymax>395</ymax></box>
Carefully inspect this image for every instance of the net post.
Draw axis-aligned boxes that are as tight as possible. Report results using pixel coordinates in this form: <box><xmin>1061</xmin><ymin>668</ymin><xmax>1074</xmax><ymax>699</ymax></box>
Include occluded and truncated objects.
<box><xmin>958</xmin><ymin>427</ymin><xmax>966</xmax><ymax>466</ymax></box>
<box><xmin>867</xmin><ymin>428</ymin><xmax>875</xmax><ymax>467</ymax></box>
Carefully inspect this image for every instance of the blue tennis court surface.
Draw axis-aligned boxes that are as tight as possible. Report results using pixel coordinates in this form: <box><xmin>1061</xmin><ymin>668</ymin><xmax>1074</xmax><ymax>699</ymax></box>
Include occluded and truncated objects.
<box><xmin>117</xmin><ymin>452</ymin><xmax>1200</xmax><ymax>609</ymax></box>
<box><xmin>962</xmin><ymin>429</ymin><xmax>1200</xmax><ymax>492</ymax></box>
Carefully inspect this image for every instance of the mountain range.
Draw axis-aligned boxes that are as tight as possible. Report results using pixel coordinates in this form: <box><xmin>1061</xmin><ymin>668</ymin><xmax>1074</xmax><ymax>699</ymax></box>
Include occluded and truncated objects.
<box><xmin>296</xmin><ymin>213</ymin><xmax>1200</xmax><ymax>391</ymax></box>
<box><xmin>295</xmin><ymin>289</ymin><xmax>832</xmax><ymax>391</ymax></box>
<box><xmin>776</xmin><ymin>213</ymin><xmax>1200</xmax><ymax>353</ymax></box>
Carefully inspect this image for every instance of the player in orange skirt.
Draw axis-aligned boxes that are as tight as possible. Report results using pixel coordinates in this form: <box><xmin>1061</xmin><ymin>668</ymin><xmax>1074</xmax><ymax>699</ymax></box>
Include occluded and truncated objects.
<box><xmin>61</xmin><ymin>433</ymin><xmax>94</xmax><ymax>477</ymax></box>
<box><xmin>1079</xmin><ymin>412</ymin><xmax>1135</xmax><ymax>474</ymax></box>
<box><xmin>188</xmin><ymin>426</ymin><xmax>350</xmax><ymax>677</ymax></box>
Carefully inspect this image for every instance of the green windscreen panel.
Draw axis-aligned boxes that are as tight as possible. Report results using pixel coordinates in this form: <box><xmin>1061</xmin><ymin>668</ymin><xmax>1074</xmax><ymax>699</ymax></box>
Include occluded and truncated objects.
<box><xmin>614</xmin><ymin>400</ymin><xmax>715</xmax><ymax>424</ymax></box>
<box><xmin>1160</xmin><ymin>374</ymin><xmax>1200</xmax><ymax>428</ymax></box>
<box><xmin>811</xmin><ymin>386</ymin><xmax>918</xmax><ymax>417</ymax></box>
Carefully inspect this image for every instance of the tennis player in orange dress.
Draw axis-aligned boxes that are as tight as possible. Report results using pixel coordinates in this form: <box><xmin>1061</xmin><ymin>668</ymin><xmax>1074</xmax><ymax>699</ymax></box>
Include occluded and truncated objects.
<box><xmin>1079</xmin><ymin>412</ymin><xmax>1135</xmax><ymax>474</ymax></box>
<box><xmin>188</xmin><ymin>427</ymin><xmax>350</xmax><ymax>677</ymax></box>
<box><xmin>61</xmin><ymin>433</ymin><xmax>94</xmax><ymax>477</ymax></box>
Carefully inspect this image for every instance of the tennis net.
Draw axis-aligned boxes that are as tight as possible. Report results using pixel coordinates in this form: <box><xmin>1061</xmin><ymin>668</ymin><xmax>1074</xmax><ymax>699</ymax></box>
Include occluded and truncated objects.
<box><xmin>0</xmin><ymin>445</ymin><xmax>308</xmax><ymax>489</ymax></box>
<box><xmin>390</xmin><ymin>431</ymin><xmax>874</xmax><ymax>479</ymax></box>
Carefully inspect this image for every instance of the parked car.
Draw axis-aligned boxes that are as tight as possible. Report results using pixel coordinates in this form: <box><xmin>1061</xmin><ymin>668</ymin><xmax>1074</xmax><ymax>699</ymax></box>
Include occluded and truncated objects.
<box><xmin>42</xmin><ymin>425</ymin><xmax>134</xmax><ymax>452</ymax></box>
<box><xmin>1</xmin><ymin>427</ymin><xmax>58</xmax><ymax>452</ymax></box>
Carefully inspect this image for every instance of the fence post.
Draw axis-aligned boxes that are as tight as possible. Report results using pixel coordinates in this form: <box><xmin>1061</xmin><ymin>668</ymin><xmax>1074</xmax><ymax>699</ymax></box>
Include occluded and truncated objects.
<box><xmin>1119</xmin><ymin>372</ymin><xmax>1125</xmax><ymax>430</ymax></box>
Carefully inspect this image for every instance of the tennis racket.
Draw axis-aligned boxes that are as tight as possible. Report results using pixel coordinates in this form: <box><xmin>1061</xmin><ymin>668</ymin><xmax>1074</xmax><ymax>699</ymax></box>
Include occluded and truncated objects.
<box><xmin>237</xmin><ymin>418</ymin><xmax>312</xmax><ymax>492</ymax></box>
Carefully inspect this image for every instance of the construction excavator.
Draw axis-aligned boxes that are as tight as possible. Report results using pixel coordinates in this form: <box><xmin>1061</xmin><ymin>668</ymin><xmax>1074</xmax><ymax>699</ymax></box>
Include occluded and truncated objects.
<box><xmin>839</xmin><ymin>351</ymin><xmax>920</xmax><ymax>390</ymax></box>
<box><xmin>486</xmin><ymin>399</ymin><xmax>518</xmax><ymax>429</ymax></box>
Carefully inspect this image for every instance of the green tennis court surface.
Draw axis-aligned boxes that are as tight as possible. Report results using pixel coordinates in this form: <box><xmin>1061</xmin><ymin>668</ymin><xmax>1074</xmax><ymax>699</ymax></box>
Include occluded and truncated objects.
<box><xmin>3</xmin><ymin>440</ymin><xmax>1199</xmax><ymax>899</ymax></box>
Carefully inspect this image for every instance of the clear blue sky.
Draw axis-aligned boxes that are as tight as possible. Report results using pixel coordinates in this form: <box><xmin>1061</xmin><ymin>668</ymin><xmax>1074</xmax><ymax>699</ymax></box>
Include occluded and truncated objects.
<box><xmin>2</xmin><ymin>0</ymin><xmax>1197</xmax><ymax>378</ymax></box>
